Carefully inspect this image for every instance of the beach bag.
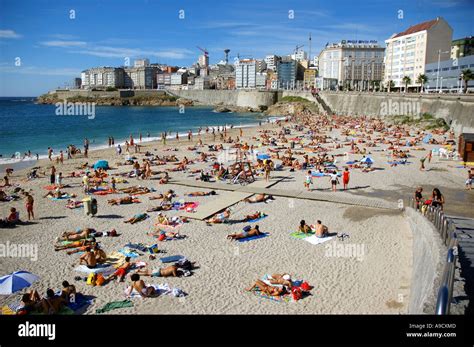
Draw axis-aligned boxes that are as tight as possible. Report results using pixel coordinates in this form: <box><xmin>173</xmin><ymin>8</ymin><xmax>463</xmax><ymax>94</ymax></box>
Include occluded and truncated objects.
<box><xmin>158</xmin><ymin>233</ymin><xmax>166</xmax><ymax>241</ymax></box>
<box><xmin>95</xmin><ymin>273</ymin><xmax>105</xmax><ymax>286</ymax></box>
<box><xmin>149</xmin><ymin>244</ymin><xmax>159</xmax><ymax>254</ymax></box>
<box><xmin>291</xmin><ymin>287</ymin><xmax>303</xmax><ymax>301</ymax></box>
<box><xmin>86</xmin><ymin>273</ymin><xmax>97</xmax><ymax>286</ymax></box>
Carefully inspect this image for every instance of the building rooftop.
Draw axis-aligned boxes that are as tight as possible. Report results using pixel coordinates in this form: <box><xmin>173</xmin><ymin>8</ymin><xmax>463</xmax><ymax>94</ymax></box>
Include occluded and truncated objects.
<box><xmin>393</xmin><ymin>17</ymin><xmax>440</xmax><ymax>38</ymax></box>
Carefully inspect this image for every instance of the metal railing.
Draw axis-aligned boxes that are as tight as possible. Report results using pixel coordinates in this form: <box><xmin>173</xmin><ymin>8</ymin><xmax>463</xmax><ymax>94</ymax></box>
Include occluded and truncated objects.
<box><xmin>408</xmin><ymin>198</ymin><xmax>458</xmax><ymax>315</ymax></box>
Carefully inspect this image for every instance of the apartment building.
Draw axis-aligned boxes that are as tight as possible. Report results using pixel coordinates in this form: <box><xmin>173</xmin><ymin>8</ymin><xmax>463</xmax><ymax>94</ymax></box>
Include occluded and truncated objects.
<box><xmin>384</xmin><ymin>17</ymin><xmax>453</xmax><ymax>90</ymax></box>
<box><xmin>264</xmin><ymin>55</ymin><xmax>279</xmax><ymax>71</ymax></box>
<box><xmin>81</xmin><ymin>67</ymin><xmax>124</xmax><ymax>89</ymax></box>
<box><xmin>235</xmin><ymin>59</ymin><xmax>256</xmax><ymax>89</ymax></box>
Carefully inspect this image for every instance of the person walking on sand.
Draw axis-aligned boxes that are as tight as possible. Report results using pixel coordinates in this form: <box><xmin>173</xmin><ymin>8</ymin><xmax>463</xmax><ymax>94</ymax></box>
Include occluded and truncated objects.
<box><xmin>304</xmin><ymin>170</ymin><xmax>313</xmax><ymax>191</ymax></box>
<box><xmin>48</xmin><ymin>147</ymin><xmax>53</xmax><ymax>161</ymax></box>
<box><xmin>176</xmin><ymin>132</ymin><xmax>179</xmax><ymax>142</ymax></box>
<box><xmin>59</xmin><ymin>150</ymin><xmax>64</xmax><ymax>164</ymax></box>
<box><xmin>264</xmin><ymin>160</ymin><xmax>271</xmax><ymax>182</ymax></box>
<box><xmin>466</xmin><ymin>169</ymin><xmax>473</xmax><ymax>190</ymax></box>
<box><xmin>329</xmin><ymin>170</ymin><xmax>339</xmax><ymax>192</ymax></box>
<box><xmin>342</xmin><ymin>168</ymin><xmax>350</xmax><ymax>190</ymax></box>
<box><xmin>50</xmin><ymin>165</ymin><xmax>56</xmax><ymax>185</ymax></box>
<box><xmin>427</xmin><ymin>150</ymin><xmax>432</xmax><ymax>163</ymax></box>
<box><xmin>420</xmin><ymin>155</ymin><xmax>426</xmax><ymax>171</ymax></box>
<box><xmin>24</xmin><ymin>192</ymin><xmax>34</xmax><ymax>220</ymax></box>
<box><xmin>188</xmin><ymin>130</ymin><xmax>192</xmax><ymax>142</ymax></box>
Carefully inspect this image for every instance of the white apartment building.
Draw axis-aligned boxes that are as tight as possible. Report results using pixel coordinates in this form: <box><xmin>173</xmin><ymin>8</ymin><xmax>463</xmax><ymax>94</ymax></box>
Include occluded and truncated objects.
<box><xmin>264</xmin><ymin>55</ymin><xmax>279</xmax><ymax>71</ymax></box>
<box><xmin>124</xmin><ymin>66</ymin><xmax>155</xmax><ymax>89</ymax></box>
<box><xmin>81</xmin><ymin>67</ymin><xmax>124</xmax><ymax>89</ymax></box>
<box><xmin>235</xmin><ymin>59</ymin><xmax>256</xmax><ymax>89</ymax></box>
<box><xmin>256</xmin><ymin>72</ymin><xmax>267</xmax><ymax>89</ymax></box>
<box><xmin>384</xmin><ymin>17</ymin><xmax>453</xmax><ymax>90</ymax></box>
<box><xmin>317</xmin><ymin>41</ymin><xmax>385</xmax><ymax>90</ymax></box>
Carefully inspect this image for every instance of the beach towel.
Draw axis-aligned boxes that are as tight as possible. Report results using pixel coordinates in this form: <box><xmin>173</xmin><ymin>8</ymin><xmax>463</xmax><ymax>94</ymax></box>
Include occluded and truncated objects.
<box><xmin>96</xmin><ymin>300</ymin><xmax>133</xmax><ymax>314</ymax></box>
<box><xmin>125</xmin><ymin>242</ymin><xmax>148</xmax><ymax>252</ymax></box>
<box><xmin>49</xmin><ymin>194</ymin><xmax>72</xmax><ymax>200</ymax></box>
<box><xmin>303</xmin><ymin>235</ymin><xmax>335</xmax><ymax>245</ymax></box>
<box><xmin>155</xmin><ymin>223</ymin><xmax>183</xmax><ymax>230</ymax></box>
<box><xmin>237</xmin><ymin>232</ymin><xmax>269</xmax><ymax>243</ymax></box>
<box><xmin>346</xmin><ymin>161</ymin><xmax>357</xmax><ymax>165</ymax></box>
<box><xmin>74</xmin><ymin>264</ymin><xmax>115</xmax><ymax>275</ymax></box>
<box><xmin>290</xmin><ymin>231</ymin><xmax>314</xmax><ymax>239</ymax></box>
<box><xmin>125</xmin><ymin>283</ymin><xmax>186</xmax><ymax>299</ymax></box>
<box><xmin>118</xmin><ymin>248</ymin><xmax>141</xmax><ymax>258</ymax></box>
<box><xmin>105</xmin><ymin>252</ymin><xmax>126</xmax><ymax>267</ymax></box>
<box><xmin>248</xmin><ymin>287</ymin><xmax>291</xmax><ymax>303</ymax></box>
<box><xmin>246</xmin><ymin>214</ymin><xmax>268</xmax><ymax>223</ymax></box>
<box><xmin>311</xmin><ymin>172</ymin><xmax>326</xmax><ymax>177</ymax></box>
<box><xmin>160</xmin><ymin>255</ymin><xmax>185</xmax><ymax>263</ymax></box>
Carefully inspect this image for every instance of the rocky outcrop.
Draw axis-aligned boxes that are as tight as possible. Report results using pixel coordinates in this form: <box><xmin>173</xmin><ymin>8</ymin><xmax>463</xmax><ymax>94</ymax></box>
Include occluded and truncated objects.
<box><xmin>265</xmin><ymin>100</ymin><xmax>320</xmax><ymax>116</ymax></box>
<box><xmin>36</xmin><ymin>93</ymin><xmax>193</xmax><ymax>107</ymax></box>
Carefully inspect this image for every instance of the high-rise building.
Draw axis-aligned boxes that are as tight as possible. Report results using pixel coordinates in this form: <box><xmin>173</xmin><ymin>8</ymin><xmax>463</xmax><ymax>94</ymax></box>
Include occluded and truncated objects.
<box><xmin>384</xmin><ymin>17</ymin><xmax>453</xmax><ymax>90</ymax></box>
<box><xmin>424</xmin><ymin>55</ymin><xmax>474</xmax><ymax>92</ymax></box>
<box><xmin>318</xmin><ymin>40</ymin><xmax>385</xmax><ymax>90</ymax></box>
<box><xmin>451</xmin><ymin>36</ymin><xmax>474</xmax><ymax>59</ymax></box>
<box><xmin>255</xmin><ymin>59</ymin><xmax>267</xmax><ymax>72</ymax></box>
<box><xmin>277</xmin><ymin>57</ymin><xmax>297</xmax><ymax>89</ymax></box>
<box><xmin>235</xmin><ymin>59</ymin><xmax>256</xmax><ymax>89</ymax></box>
<box><xmin>264</xmin><ymin>55</ymin><xmax>279</xmax><ymax>71</ymax></box>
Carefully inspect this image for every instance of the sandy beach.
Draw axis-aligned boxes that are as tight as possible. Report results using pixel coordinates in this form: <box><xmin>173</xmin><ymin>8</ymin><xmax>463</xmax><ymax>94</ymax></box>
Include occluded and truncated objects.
<box><xmin>0</xmin><ymin>116</ymin><xmax>472</xmax><ymax>314</ymax></box>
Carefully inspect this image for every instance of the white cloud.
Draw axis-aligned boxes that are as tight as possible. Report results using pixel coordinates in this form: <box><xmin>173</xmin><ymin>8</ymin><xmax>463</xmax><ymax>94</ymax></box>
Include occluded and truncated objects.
<box><xmin>0</xmin><ymin>30</ymin><xmax>22</xmax><ymax>39</ymax></box>
<box><xmin>69</xmin><ymin>45</ymin><xmax>192</xmax><ymax>59</ymax></box>
<box><xmin>40</xmin><ymin>40</ymin><xmax>87</xmax><ymax>47</ymax></box>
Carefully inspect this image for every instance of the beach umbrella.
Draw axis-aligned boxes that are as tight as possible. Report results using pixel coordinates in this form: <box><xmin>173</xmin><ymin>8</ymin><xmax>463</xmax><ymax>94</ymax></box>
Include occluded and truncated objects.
<box><xmin>360</xmin><ymin>157</ymin><xmax>374</xmax><ymax>164</ymax></box>
<box><xmin>0</xmin><ymin>271</ymin><xmax>39</xmax><ymax>295</ymax></box>
<box><xmin>257</xmin><ymin>154</ymin><xmax>270</xmax><ymax>160</ymax></box>
<box><xmin>93</xmin><ymin>160</ymin><xmax>109</xmax><ymax>170</ymax></box>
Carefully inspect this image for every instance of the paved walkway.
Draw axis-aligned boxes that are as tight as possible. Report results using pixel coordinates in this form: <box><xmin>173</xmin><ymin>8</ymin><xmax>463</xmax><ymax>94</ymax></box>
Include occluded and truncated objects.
<box><xmin>170</xmin><ymin>175</ymin><xmax>398</xmax><ymax>221</ymax></box>
<box><xmin>175</xmin><ymin>175</ymin><xmax>291</xmax><ymax>220</ymax></box>
<box><xmin>447</xmin><ymin>215</ymin><xmax>474</xmax><ymax>315</ymax></box>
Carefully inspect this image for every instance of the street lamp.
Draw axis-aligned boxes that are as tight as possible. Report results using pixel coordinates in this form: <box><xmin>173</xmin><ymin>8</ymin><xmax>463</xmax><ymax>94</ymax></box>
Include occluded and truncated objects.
<box><xmin>435</xmin><ymin>49</ymin><xmax>450</xmax><ymax>92</ymax></box>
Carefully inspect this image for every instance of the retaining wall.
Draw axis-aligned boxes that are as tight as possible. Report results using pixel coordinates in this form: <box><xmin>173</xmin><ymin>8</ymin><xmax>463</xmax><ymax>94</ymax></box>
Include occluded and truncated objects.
<box><xmin>170</xmin><ymin>90</ymin><xmax>278</xmax><ymax>108</ymax></box>
<box><xmin>320</xmin><ymin>91</ymin><xmax>474</xmax><ymax>134</ymax></box>
<box><xmin>404</xmin><ymin>207</ymin><xmax>445</xmax><ymax>313</ymax></box>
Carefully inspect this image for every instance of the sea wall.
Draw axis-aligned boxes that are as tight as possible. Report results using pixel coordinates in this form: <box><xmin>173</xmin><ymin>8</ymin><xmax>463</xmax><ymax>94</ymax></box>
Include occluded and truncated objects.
<box><xmin>404</xmin><ymin>207</ymin><xmax>444</xmax><ymax>314</ymax></box>
<box><xmin>319</xmin><ymin>91</ymin><xmax>474</xmax><ymax>134</ymax></box>
<box><xmin>170</xmin><ymin>90</ymin><xmax>278</xmax><ymax>108</ymax></box>
<box><xmin>51</xmin><ymin>89</ymin><xmax>165</xmax><ymax>99</ymax></box>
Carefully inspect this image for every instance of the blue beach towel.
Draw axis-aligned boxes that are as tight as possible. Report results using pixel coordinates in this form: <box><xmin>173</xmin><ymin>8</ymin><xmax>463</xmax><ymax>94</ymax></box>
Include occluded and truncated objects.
<box><xmin>118</xmin><ymin>248</ymin><xmax>141</xmax><ymax>258</ymax></box>
<box><xmin>237</xmin><ymin>233</ymin><xmax>269</xmax><ymax>243</ymax></box>
<box><xmin>160</xmin><ymin>255</ymin><xmax>185</xmax><ymax>263</ymax></box>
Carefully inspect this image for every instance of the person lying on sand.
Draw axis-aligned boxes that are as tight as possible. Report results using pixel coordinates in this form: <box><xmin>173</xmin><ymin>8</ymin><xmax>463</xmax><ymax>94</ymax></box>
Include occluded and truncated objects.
<box><xmin>119</xmin><ymin>186</ymin><xmax>150</xmax><ymax>195</ymax></box>
<box><xmin>79</xmin><ymin>247</ymin><xmax>97</xmax><ymax>268</ymax></box>
<box><xmin>124</xmin><ymin>213</ymin><xmax>148</xmax><ymax>224</ymax></box>
<box><xmin>246</xmin><ymin>279</ymin><xmax>287</xmax><ymax>296</ymax></box>
<box><xmin>43</xmin><ymin>190</ymin><xmax>75</xmax><ymax>199</ymax></box>
<box><xmin>147</xmin><ymin>203</ymin><xmax>173</xmax><ymax>212</ymax></box>
<box><xmin>57</xmin><ymin>228</ymin><xmax>95</xmax><ymax>242</ymax></box>
<box><xmin>148</xmin><ymin>229</ymin><xmax>183</xmax><ymax>240</ymax></box>
<box><xmin>188</xmin><ymin>190</ymin><xmax>216</xmax><ymax>197</ymax></box>
<box><xmin>126</xmin><ymin>274</ymin><xmax>156</xmax><ymax>298</ymax></box>
<box><xmin>108</xmin><ymin>196</ymin><xmax>140</xmax><ymax>205</ymax></box>
<box><xmin>245</xmin><ymin>211</ymin><xmax>264</xmax><ymax>221</ymax></box>
<box><xmin>244</xmin><ymin>194</ymin><xmax>274</xmax><ymax>203</ymax></box>
<box><xmin>106</xmin><ymin>257</ymin><xmax>133</xmax><ymax>283</ymax></box>
<box><xmin>206</xmin><ymin>209</ymin><xmax>230</xmax><ymax>224</ymax></box>
<box><xmin>55</xmin><ymin>238</ymin><xmax>96</xmax><ymax>252</ymax></box>
<box><xmin>135</xmin><ymin>265</ymin><xmax>179</xmax><ymax>278</ymax></box>
<box><xmin>227</xmin><ymin>225</ymin><xmax>261</xmax><ymax>240</ymax></box>
<box><xmin>267</xmin><ymin>274</ymin><xmax>293</xmax><ymax>288</ymax></box>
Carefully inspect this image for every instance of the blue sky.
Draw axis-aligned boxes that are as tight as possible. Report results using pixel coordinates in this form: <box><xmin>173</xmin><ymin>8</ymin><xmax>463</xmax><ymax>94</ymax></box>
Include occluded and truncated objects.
<box><xmin>0</xmin><ymin>0</ymin><xmax>473</xmax><ymax>96</ymax></box>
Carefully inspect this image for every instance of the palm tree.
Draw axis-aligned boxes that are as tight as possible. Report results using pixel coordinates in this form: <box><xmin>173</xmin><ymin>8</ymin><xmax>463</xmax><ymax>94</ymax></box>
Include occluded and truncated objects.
<box><xmin>416</xmin><ymin>74</ymin><xmax>428</xmax><ymax>93</ymax></box>
<box><xmin>461</xmin><ymin>69</ymin><xmax>473</xmax><ymax>94</ymax></box>
<box><xmin>386</xmin><ymin>80</ymin><xmax>395</xmax><ymax>92</ymax></box>
<box><xmin>402</xmin><ymin>76</ymin><xmax>411</xmax><ymax>93</ymax></box>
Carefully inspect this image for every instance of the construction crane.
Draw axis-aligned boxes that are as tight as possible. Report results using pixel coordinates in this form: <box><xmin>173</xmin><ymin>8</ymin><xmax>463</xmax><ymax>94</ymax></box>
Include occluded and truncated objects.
<box><xmin>196</xmin><ymin>46</ymin><xmax>209</xmax><ymax>57</ymax></box>
<box><xmin>294</xmin><ymin>44</ymin><xmax>304</xmax><ymax>54</ymax></box>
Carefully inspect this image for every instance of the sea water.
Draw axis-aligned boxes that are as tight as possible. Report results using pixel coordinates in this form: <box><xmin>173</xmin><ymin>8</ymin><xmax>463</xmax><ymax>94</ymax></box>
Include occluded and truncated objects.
<box><xmin>0</xmin><ymin>97</ymin><xmax>269</xmax><ymax>165</ymax></box>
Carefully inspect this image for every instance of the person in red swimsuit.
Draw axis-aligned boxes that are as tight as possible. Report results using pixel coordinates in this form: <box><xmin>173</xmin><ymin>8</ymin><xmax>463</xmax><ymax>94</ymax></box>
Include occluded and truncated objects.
<box><xmin>342</xmin><ymin>168</ymin><xmax>350</xmax><ymax>190</ymax></box>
